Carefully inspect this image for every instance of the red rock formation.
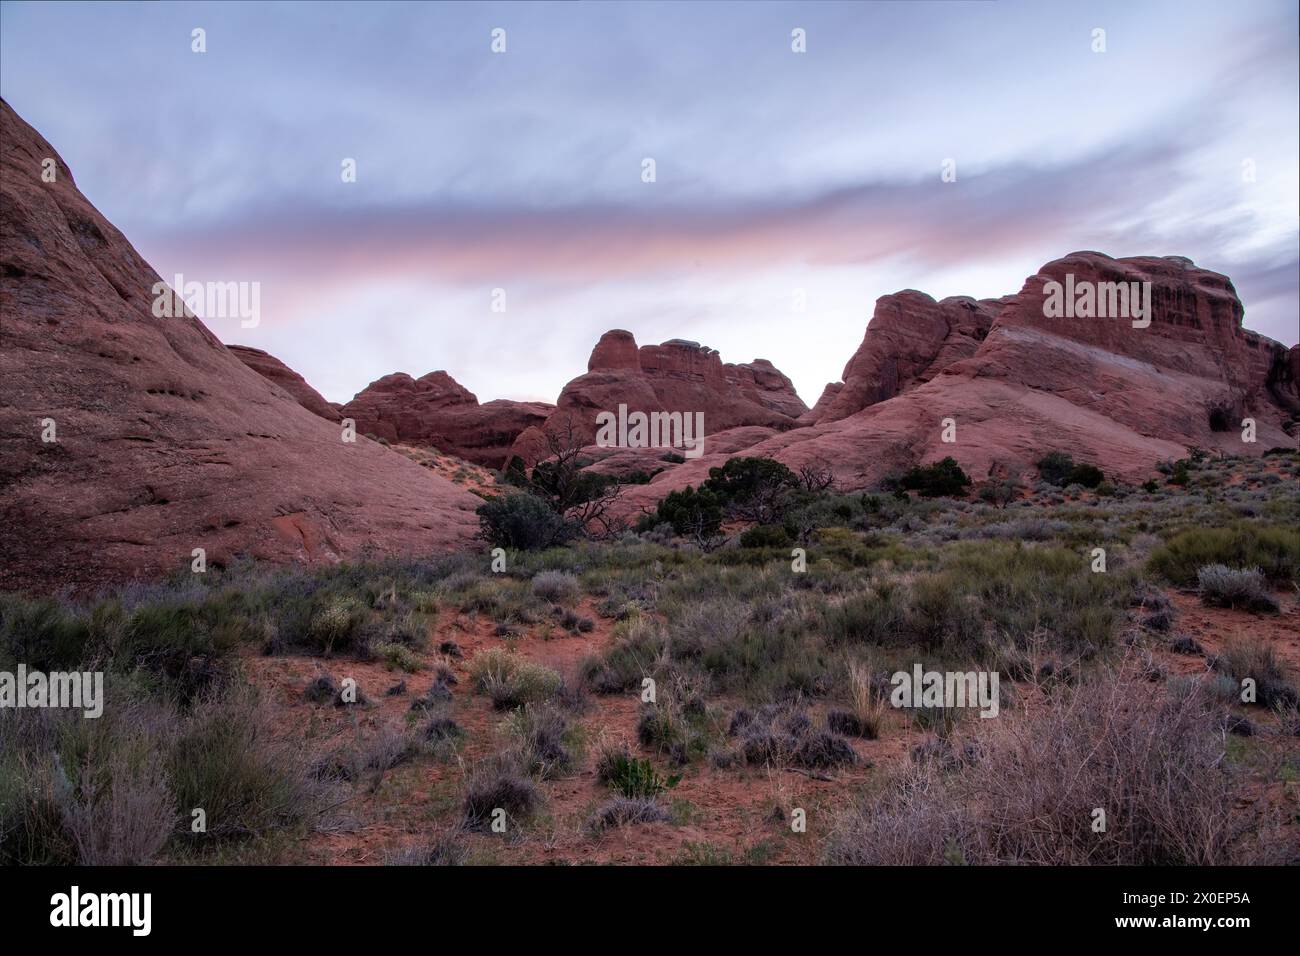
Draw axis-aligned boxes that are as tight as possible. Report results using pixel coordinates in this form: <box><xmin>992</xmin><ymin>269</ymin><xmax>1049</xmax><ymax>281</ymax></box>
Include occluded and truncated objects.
<box><xmin>0</xmin><ymin>99</ymin><xmax>480</xmax><ymax>594</ymax></box>
<box><xmin>511</xmin><ymin>331</ymin><xmax>807</xmax><ymax>464</ymax></box>
<box><xmin>808</xmin><ymin>292</ymin><xmax>1007</xmax><ymax>424</ymax></box>
<box><xmin>228</xmin><ymin>344</ymin><xmax>341</xmax><ymax>422</ymax></box>
<box><xmin>616</xmin><ymin>251</ymin><xmax>1296</xmax><ymax>516</ymax></box>
<box><xmin>340</xmin><ymin>371</ymin><xmax>552</xmax><ymax>468</ymax></box>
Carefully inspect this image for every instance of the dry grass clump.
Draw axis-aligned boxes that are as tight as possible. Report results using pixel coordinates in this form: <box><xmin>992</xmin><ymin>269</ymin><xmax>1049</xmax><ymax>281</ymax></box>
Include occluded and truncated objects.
<box><xmin>531</xmin><ymin>570</ymin><xmax>581</xmax><ymax>605</ymax></box>
<box><xmin>728</xmin><ymin>703</ymin><xmax>856</xmax><ymax>770</ymax></box>
<box><xmin>588</xmin><ymin>796</ymin><xmax>670</xmax><ymax>833</ymax></box>
<box><xmin>826</xmin><ymin>670</ymin><xmax>1268</xmax><ymax>865</ymax></box>
<box><xmin>827</xmin><ymin>660</ymin><xmax>888</xmax><ymax>739</ymax></box>
<box><xmin>461</xmin><ymin>756</ymin><xmax>542</xmax><ymax>831</ymax></box>
<box><xmin>1213</xmin><ymin>639</ymin><xmax>1299</xmax><ymax>710</ymax></box>
<box><xmin>470</xmin><ymin>648</ymin><xmax>563</xmax><ymax>710</ymax></box>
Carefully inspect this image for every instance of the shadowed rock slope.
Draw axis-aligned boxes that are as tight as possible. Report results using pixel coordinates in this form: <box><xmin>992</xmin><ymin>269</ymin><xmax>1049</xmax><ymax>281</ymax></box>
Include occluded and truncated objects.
<box><xmin>0</xmin><ymin>99</ymin><xmax>480</xmax><ymax>593</ymax></box>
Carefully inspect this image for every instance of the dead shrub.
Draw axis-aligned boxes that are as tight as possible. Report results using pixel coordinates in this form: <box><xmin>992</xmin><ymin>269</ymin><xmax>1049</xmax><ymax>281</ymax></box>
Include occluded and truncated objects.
<box><xmin>826</xmin><ymin>671</ymin><xmax>1266</xmax><ymax>865</ymax></box>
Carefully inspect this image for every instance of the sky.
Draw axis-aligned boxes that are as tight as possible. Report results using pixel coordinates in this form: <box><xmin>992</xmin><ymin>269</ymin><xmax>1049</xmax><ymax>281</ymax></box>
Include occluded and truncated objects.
<box><xmin>1</xmin><ymin>0</ymin><xmax>1297</xmax><ymax>406</ymax></box>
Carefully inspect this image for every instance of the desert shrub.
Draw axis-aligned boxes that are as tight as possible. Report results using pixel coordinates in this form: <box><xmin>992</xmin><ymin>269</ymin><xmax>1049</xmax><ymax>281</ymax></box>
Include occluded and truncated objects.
<box><xmin>588</xmin><ymin>796</ymin><xmax>670</xmax><ymax>833</ymax></box>
<box><xmin>1036</xmin><ymin>451</ymin><xmax>1075</xmax><ymax>486</ymax></box>
<box><xmin>553</xmin><ymin>606</ymin><xmax>594</xmax><ymax>634</ymax></box>
<box><xmin>1067</xmin><ymin>463</ymin><xmax>1104</xmax><ymax>488</ymax></box>
<box><xmin>0</xmin><ymin>589</ymin><xmax>237</xmax><ymax>703</ymax></box>
<box><xmin>1037</xmin><ymin>452</ymin><xmax>1103</xmax><ymax>488</ymax></box>
<box><xmin>702</xmin><ymin>456</ymin><xmax>800</xmax><ymax>523</ymax></box>
<box><xmin>531</xmin><ymin>570</ymin><xmax>581</xmax><ymax>605</ymax></box>
<box><xmin>905</xmin><ymin>575</ymin><xmax>984</xmax><ymax>653</ymax></box>
<box><xmin>469</xmin><ymin>649</ymin><xmax>562</xmax><ymax>709</ymax></box>
<box><xmin>822</xmin><ymin>582</ymin><xmax>907</xmax><ymax>647</ymax></box>
<box><xmin>1147</xmin><ymin>524</ymin><xmax>1298</xmax><ymax>585</ymax></box>
<box><xmin>461</xmin><ymin>757</ymin><xmax>541</xmax><ymax>831</ymax></box>
<box><xmin>825</xmin><ymin>673</ymin><xmax>1260</xmax><ymax>865</ymax></box>
<box><xmin>937</xmin><ymin>541</ymin><xmax>1131</xmax><ymax>654</ymax></box>
<box><xmin>2</xmin><ymin>678</ymin><xmax>326</xmax><ymax>863</ymax></box>
<box><xmin>898</xmin><ymin>457</ymin><xmax>971</xmax><ymax>498</ymax></box>
<box><xmin>638</xmin><ymin>485</ymin><xmax>722</xmax><ymax>539</ymax></box>
<box><xmin>581</xmin><ymin>617</ymin><xmax>666</xmax><ymax>693</ymax></box>
<box><xmin>739</xmin><ymin>524</ymin><xmax>793</xmax><ymax>549</ymax></box>
<box><xmin>0</xmin><ymin>699</ymin><xmax>176</xmax><ymax>866</ymax></box>
<box><xmin>476</xmin><ymin>493</ymin><xmax>576</xmax><ymax>551</ymax></box>
<box><xmin>0</xmin><ymin>594</ymin><xmax>91</xmax><ymax>672</ymax></box>
<box><xmin>1196</xmin><ymin>565</ymin><xmax>1278</xmax><ymax>612</ymax></box>
<box><xmin>169</xmin><ymin>685</ymin><xmax>328</xmax><ymax>840</ymax></box>
<box><xmin>632</xmin><ymin>670</ymin><xmax>718</xmax><ymax>763</ymax></box>
<box><xmin>595</xmin><ymin>744</ymin><xmax>680</xmax><ymax>798</ymax></box>
<box><xmin>728</xmin><ymin>703</ymin><xmax>856</xmax><ymax>770</ymax></box>
<box><xmin>373</xmin><ymin>641</ymin><xmax>422</xmax><ymax>672</ymax></box>
<box><xmin>976</xmin><ymin>478</ymin><xmax>1021</xmax><ymax>509</ymax></box>
<box><xmin>424</xmin><ymin>715</ymin><xmax>463</xmax><ymax>743</ymax></box>
<box><xmin>1214</xmin><ymin>640</ymin><xmax>1298</xmax><ymax>710</ymax></box>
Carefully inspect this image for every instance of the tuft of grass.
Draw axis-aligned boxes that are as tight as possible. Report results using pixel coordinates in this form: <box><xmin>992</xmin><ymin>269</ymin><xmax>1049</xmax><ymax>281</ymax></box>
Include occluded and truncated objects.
<box><xmin>531</xmin><ymin>570</ymin><xmax>581</xmax><ymax>605</ymax></box>
<box><xmin>503</xmin><ymin>705</ymin><xmax>576</xmax><ymax>780</ymax></box>
<box><xmin>461</xmin><ymin>757</ymin><xmax>542</xmax><ymax>831</ymax></box>
<box><xmin>588</xmin><ymin>796</ymin><xmax>670</xmax><ymax>833</ymax></box>
<box><xmin>470</xmin><ymin>649</ymin><xmax>562</xmax><ymax>710</ymax></box>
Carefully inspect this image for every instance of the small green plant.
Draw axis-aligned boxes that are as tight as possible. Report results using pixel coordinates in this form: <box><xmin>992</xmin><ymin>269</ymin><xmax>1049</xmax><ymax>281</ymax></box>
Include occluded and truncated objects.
<box><xmin>596</xmin><ymin>745</ymin><xmax>681</xmax><ymax>798</ymax></box>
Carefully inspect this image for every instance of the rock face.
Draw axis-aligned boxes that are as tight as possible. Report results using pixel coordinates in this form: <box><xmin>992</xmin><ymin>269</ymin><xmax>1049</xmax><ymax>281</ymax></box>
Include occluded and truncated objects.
<box><xmin>807</xmin><ymin>292</ymin><xmax>1008</xmax><ymax>424</ymax></box>
<box><xmin>340</xmin><ymin>371</ymin><xmax>552</xmax><ymax>468</ymax></box>
<box><xmin>228</xmin><ymin>344</ymin><xmax>341</xmax><ymax>422</ymax></box>
<box><xmin>616</xmin><ymin>251</ymin><xmax>1296</xmax><ymax>517</ymax></box>
<box><xmin>0</xmin><ymin>99</ymin><xmax>480</xmax><ymax>594</ymax></box>
<box><xmin>510</xmin><ymin>330</ymin><xmax>808</xmax><ymax>464</ymax></box>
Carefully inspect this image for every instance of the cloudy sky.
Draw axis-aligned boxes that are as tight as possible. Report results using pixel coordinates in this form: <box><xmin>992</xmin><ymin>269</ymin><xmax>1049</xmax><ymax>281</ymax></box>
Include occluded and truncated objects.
<box><xmin>2</xmin><ymin>0</ymin><xmax>1296</xmax><ymax>406</ymax></box>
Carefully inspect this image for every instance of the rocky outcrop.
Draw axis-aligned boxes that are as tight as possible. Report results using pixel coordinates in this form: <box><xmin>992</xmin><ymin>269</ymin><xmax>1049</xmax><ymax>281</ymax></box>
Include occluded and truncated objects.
<box><xmin>616</xmin><ymin>251</ymin><xmax>1296</xmax><ymax>516</ymax></box>
<box><xmin>341</xmin><ymin>371</ymin><xmax>552</xmax><ymax>468</ymax></box>
<box><xmin>228</xmin><ymin>344</ymin><xmax>341</xmax><ymax>422</ymax></box>
<box><xmin>0</xmin><ymin>99</ymin><xmax>480</xmax><ymax>594</ymax></box>
<box><xmin>510</xmin><ymin>330</ymin><xmax>807</xmax><ymax>464</ymax></box>
<box><xmin>807</xmin><ymin>292</ymin><xmax>1008</xmax><ymax>424</ymax></box>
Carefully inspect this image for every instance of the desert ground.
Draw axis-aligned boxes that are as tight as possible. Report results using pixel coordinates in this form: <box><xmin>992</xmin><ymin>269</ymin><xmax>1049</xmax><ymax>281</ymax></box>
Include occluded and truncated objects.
<box><xmin>4</xmin><ymin>448</ymin><xmax>1296</xmax><ymax>866</ymax></box>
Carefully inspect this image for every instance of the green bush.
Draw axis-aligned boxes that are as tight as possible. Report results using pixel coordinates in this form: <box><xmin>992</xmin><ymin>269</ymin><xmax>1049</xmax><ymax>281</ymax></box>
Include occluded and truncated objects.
<box><xmin>1036</xmin><ymin>451</ymin><xmax>1076</xmax><ymax>485</ymax></box>
<box><xmin>1037</xmin><ymin>452</ymin><xmax>1103</xmax><ymax>488</ymax></box>
<box><xmin>899</xmin><ymin>457</ymin><xmax>971</xmax><ymax>498</ymax></box>
<box><xmin>596</xmin><ymin>745</ymin><xmax>680</xmax><ymax>799</ymax></box>
<box><xmin>638</xmin><ymin>485</ymin><xmax>722</xmax><ymax>538</ymax></box>
<box><xmin>1067</xmin><ymin>463</ymin><xmax>1104</xmax><ymax>488</ymax></box>
<box><xmin>703</xmin><ymin>457</ymin><xmax>798</xmax><ymax>508</ymax></box>
<box><xmin>1147</xmin><ymin>524</ymin><xmax>1298</xmax><ymax>585</ymax></box>
<box><xmin>739</xmin><ymin>524</ymin><xmax>793</xmax><ymax>549</ymax></box>
<box><xmin>476</xmin><ymin>493</ymin><xmax>576</xmax><ymax>550</ymax></box>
